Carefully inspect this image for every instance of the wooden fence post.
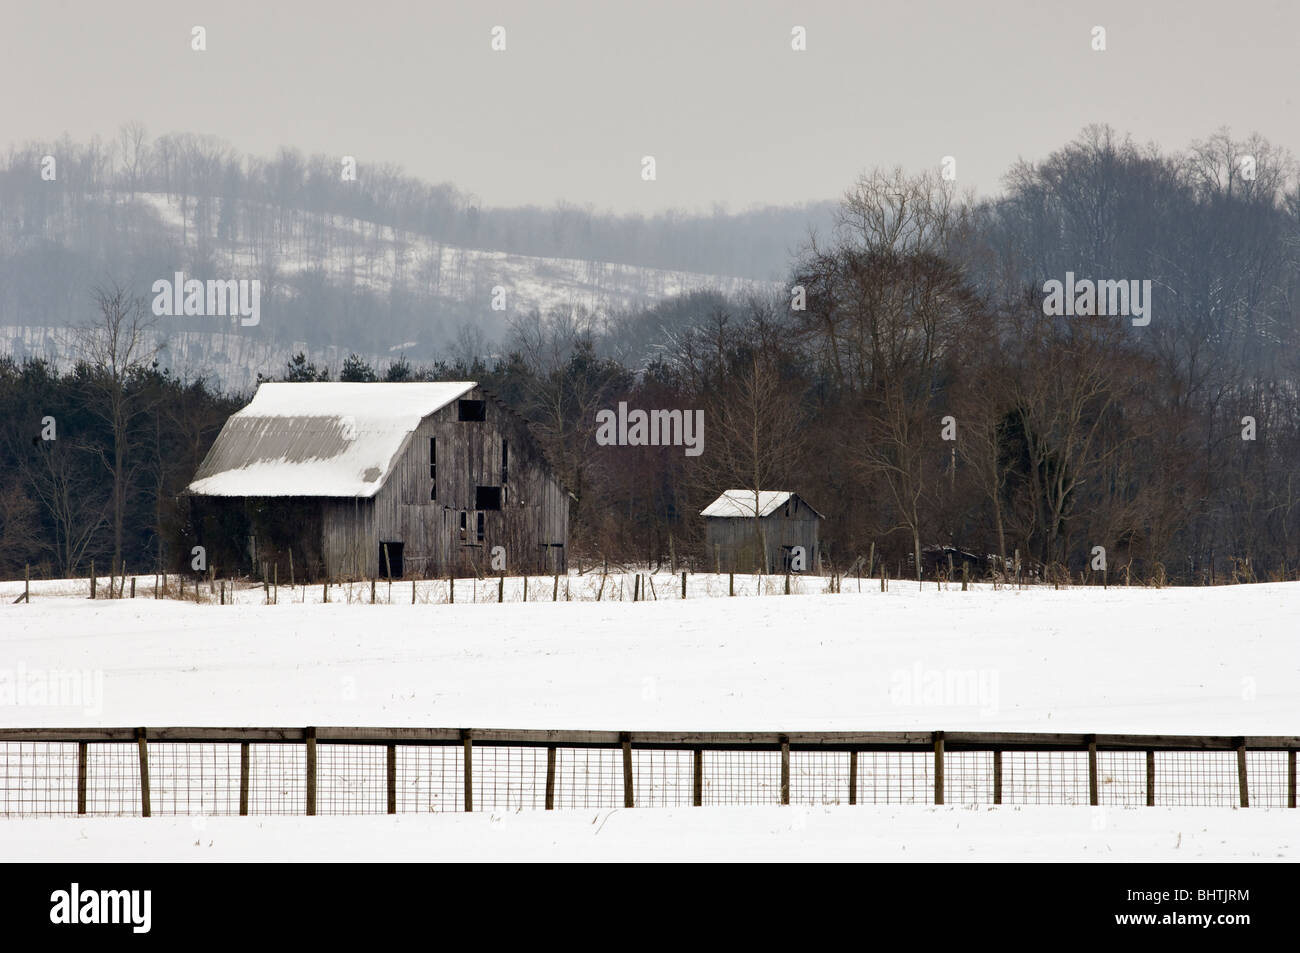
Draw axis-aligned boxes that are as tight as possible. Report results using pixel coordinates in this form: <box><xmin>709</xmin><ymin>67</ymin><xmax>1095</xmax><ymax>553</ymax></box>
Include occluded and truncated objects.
<box><xmin>498</xmin><ymin>575</ymin><xmax>504</xmax><ymax>603</ymax></box>
<box><xmin>1236</xmin><ymin>738</ymin><xmax>1248</xmax><ymax>808</ymax></box>
<box><xmin>849</xmin><ymin>750</ymin><xmax>858</xmax><ymax>805</ymax></box>
<box><xmin>305</xmin><ymin>727</ymin><xmax>317</xmax><ymax>816</ymax></box>
<box><xmin>387</xmin><ymin>744</ymin><xmax>397</xmax><ymax>814</ymax></box>
<box><xmin>621</xmin><ymin>733</ymin><xmax>634</xmax><ymax>808</ymax></box>
<box><xmin>90</xmin><ymin>560</ymin><xmax>95</xmax><ymax>599</ymax></box>
<box><xmin>993</xmin><ymin>750</ymin><xmax>1002</xmax><ymax>804</ymax></box>
<box><xmin>136</xmin><ymin>727</ymin><xmax>150</xmax><ymax>818</ymax></box>
<box><xmin>1087</xmin><ymin>735</ymin><xmax>1098</xmax><ymax>806</ymax></box>
<box><xmin>693</xmin><ymin>749</ymin><xmax>703</xmax><ymax>806</ymax></box>
<box><xmin>933</xmin><ymin>731</ymin><xmax>944</xmax><ymax>805</ymax></box>
<box><xmin>449</xmin><ymin>577</ymin><xmax>454</xmax><ymax>604</ymax></box>
<box><xmin>523</xmin><ymin>576</ymin><xmax>528</xmax><ymax>602</ymax></box>
<box><xmin>1146</xmin><ymin>750</ymin><xmax>1156</xmax><ymax>807</ymax></box>
<box><xmin>462</xmin><ymin>729</ymin><xmax>473</xmax><ymax>812</ymax></box>
<box><xmin>412</xmin><ymin>579</ymin><xmax>416</xmax><ymax>604</ymax></box>
<box><xmin>785</xmin><ymin>573</ymin><xmax>790</xmax><ymax>595</ymax></box>
<box><xmin>545</xmin><ymin>746</ymin><xmax>556</xmax><ymax>810</ymax></box>
<box><xmin>24</xmin><ymin>563</ymin><xmax>29</xmax><ymax>604</ymax></box>
<box><xmin>729</xmin><ymin>572</ymin><xmax>734</xmax><ymax>597</ymax></box>
<box><xmin>553</xmin><ymin>573</ymin><xmax>559</xmax><ymax>601</ymax></box>
<box><xmin>780</xmin><ymin>735</ymin><xmax>790</xmax><ymax>805</ymax></box>
<box><xmin>77</xmin><ymin>741</ymin><xmax>88</xmax><ymax>815</ymax></box>
<box><xmin>239</xmin><ymin>742</ymin><xmax>250</xmax><ymax>816</ymax></box>
<box><xmin>681</xmin><ymin>571</ymin><xmax>687</xmax><ymax>599</ymax></box>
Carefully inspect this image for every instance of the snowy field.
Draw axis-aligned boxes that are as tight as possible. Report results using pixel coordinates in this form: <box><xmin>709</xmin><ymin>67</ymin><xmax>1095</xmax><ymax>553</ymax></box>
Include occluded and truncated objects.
<box><xmin>2</xmin><ymin>805</ymin><xmax>1294</xmax><ymax>862</ymax></box>
<box><xmin>1</xmin><ymin>575</ymin><xmax>1296</xmax><ymax>733</ymax></box>
<box><xmin>2</xmin><ymin>577</ymin><xmax>1297</xmax><ymax>860</ymax></box>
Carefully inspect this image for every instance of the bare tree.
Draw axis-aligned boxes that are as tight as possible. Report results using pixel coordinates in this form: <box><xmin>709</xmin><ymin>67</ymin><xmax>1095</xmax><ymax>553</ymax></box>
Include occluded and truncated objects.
<box><xmin>77</xmin><ymin>283</ymin><xmax>158</xmax><ymax>575</ymax></box>
<box><xmin>117</xmin><ymin>121</ymin><xmax>149</xmax><ymax>201</ymax></box>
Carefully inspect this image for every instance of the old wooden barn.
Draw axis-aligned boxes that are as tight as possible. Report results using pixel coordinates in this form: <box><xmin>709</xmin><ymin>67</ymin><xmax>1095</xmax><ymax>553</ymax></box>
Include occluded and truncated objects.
<box><xmin>701</xmin><ymin>490</ymin><xmax>824</xmax><ymax>574</ymax></box>
<box><xmin>187</xmin><ymin>382</ymin><xmax>569</xmax><ymax>580</ymax></box>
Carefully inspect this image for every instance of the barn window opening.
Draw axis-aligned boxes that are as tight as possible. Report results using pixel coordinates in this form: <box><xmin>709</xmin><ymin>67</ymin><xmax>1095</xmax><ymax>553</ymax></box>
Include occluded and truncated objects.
<box><xmin>501</xmin><ymin>440</ymin><xmax>508</xmax><ymax>484</ymax></box>
<box><xmin>380</xmin><ymin>541</ymin><xmax>404</xmax><ymax>579</ymax></box>
<box><xmin>458</xmin><ymin>399</ymin><xmax>486</xmax><ymax>421</ymax></box>
<box><xmin>429</xmin><ymin>436</ymin><xmax>437</xmax><ymax>500</ymax></box>
<box><xmin>476</xmin><ymin>486</ymin><xmax>502</xmax><ymax>510</ymax></box>
<box><xmin>459</xmin><ymin>512</ymin><xmax>467</xmax><ymax>542</ymax></box>
<box><xmin>476</xmin><ymin>512</ymin><xmax>485</xmax><ymax>543</ymax></box>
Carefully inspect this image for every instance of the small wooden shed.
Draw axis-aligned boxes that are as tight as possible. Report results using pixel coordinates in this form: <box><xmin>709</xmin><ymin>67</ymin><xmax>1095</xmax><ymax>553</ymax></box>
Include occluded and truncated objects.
<box><xmin>701</xmin><ymin>490</ymin><xmax>824</xmax><ymax>574</ymax></box>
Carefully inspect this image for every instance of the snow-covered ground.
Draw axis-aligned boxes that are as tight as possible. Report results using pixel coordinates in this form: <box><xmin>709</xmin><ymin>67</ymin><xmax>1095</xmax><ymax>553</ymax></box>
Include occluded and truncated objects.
<box><xmin>2</xmin><ymin>805</ymin><xmax>1293</xmax><ymax>862</ymax></box>
<box><xmin>1</xmin><ymin>576</ymin><xmax>1295</xmax><ymax>733</ymax></box>
<box><xmin>3</xmin><ymin>578</ymin><xmax>1296</xmax><ymax>860</ymax></box>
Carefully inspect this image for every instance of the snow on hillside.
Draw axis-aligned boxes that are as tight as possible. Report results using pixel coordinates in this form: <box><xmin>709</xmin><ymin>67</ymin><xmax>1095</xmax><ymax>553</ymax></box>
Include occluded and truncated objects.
<box><xmin>1</xmin><ymin>193</ymin><xmax>780</xmax><ymax>389</ymax></box>
<box><xmin>134</xmin><ymin>193</ymin><xmax>779</xmax><ymax>315</ymax></box>
<box><xmin>1</xmin><ymin>578</ymin><xmax>1296</xmax><ymax>734</ymax></box>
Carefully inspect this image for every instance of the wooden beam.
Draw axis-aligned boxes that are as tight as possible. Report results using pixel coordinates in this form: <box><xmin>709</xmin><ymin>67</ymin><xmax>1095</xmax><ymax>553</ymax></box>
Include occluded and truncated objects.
<box><xmin>1289</xmin><ymin>750</ymin><xmax>1297</xmax><ymax>810</ymax></box>
<box><xmin>621</xmin><ymin>733</ymin><xmax>634</xmax><ymax>808</ymax></box>
<box><xmin>1236</xmin><ymin>738</ymin><xmax>1248</xmax><ymax>808</ymax></box>
<box><xmin>387</xmin><ymin>744</ymin><xmax>397</xmax><ymax>814</ymax></box>
<box><xmin>239</xmin><ymin>742</ymin><xmax>250</xmax><ymax>816</ymax></box>
<box><xmin>693</xmin><ymin>749</ymin><xmax>703</xmax><ymax>806</ymax></box>
<box><xmin>77</xmin><ymin>741</ymin><xmax>87</xmax><ymax>815</ymax></box>
<box><xmin>933</xmin><ymin>731</ymin><xmax>945</xmax><ymax>805</ymax></box>
<box><xmin>305</xmin><ymin>727</ymin><xmax>317</xmax><ymax>816</ymax></box>
<box><xmin>545</xmin><ymin>746</ymin><xmax>556</xmax><ymax>810</ymax></box>
<box><xmin>848</xmin><ymin>750</ymin><xmax>858</xmax><ymax>805</ymax></box>
<box><xmin>1146</xmin><ymin>750</ymin><xmax>1155</xmax><ymax>807</ymax></box>
<box><xmin>780</xmin><ymin>735</ymin><xmax>790</xmax><ymax>805</ymax></box>
<box><xmin>462</xmin><ymin>729</ymin><xmax>473</xmax><ymax>812</ymax></box>
<box><xmin>992</xmin><ymin>750</ymin><xmax>1002</xmax><ymax>805</ymax></box>
<box><xmin>136</xmin><ymin>727</ymin><xmax>151</xmax><ymax>818</ymax></box>
<box><xmin>1087</xmin><ymin>735</ymin><xmax>1098</xmax><ymax>806</ymax></box>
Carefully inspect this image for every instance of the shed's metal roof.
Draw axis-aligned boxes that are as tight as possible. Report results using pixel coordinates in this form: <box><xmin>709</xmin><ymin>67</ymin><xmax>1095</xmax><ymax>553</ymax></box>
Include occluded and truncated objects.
<box><xmin>700</xmin><ymin>490</ymin><xmax>824</xmax><ymax>519</ymax></box>
<box><xmin>187</xmin><ymin>382</ymin><xmax>476</xmax><ymax>498</ymax></box>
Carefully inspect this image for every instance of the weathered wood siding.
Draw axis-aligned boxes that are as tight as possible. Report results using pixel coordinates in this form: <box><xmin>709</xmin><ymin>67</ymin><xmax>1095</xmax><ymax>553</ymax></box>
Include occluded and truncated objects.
<box><xmin>321</xmin><ymin>497</ymin><xmax>376</xmax><ymax>579</ymax></box>
<box><xmin>704</xmin><ymin>495</ymin><xmax>821</xmax><ymax>573</ymax></box>
<box><xmin>321</xmin><ymin>386</ymin><xmax>568</xmax><ymax>578</ymax></box>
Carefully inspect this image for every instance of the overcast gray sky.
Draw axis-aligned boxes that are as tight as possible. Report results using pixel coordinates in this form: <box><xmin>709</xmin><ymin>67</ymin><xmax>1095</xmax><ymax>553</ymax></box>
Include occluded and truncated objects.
<box><xmin>3</xmin><ymin>0</ymin><xmax>1296</xmax><ymax>213</ymax></box>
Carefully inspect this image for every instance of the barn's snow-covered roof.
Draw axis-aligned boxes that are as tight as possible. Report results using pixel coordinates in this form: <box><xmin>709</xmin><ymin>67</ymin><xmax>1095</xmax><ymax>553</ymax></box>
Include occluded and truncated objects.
<box><xmin>700</xmin><ymin>490</ymin><xmax>823</xmax><ymax>519</ymax></box>
<box><xmin>187</xmin><ymin>382</ymin><xmax>476</xmax><ymax>498</ymax></box>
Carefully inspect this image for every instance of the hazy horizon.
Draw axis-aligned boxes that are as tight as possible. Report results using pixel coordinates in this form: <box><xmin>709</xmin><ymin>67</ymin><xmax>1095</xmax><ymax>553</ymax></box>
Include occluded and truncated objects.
<box><xmin>5</xmin><ymin>0</ymin><xmax>1298</xmax><ymax>214</ymax></box>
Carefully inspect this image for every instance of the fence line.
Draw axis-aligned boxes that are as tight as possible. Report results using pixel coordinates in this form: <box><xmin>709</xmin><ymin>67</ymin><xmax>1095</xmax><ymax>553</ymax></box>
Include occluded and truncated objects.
<box><xmin>1</xmin><ymin>728</ymin><xmax>1295</xmax><ymax>816</ymax></box>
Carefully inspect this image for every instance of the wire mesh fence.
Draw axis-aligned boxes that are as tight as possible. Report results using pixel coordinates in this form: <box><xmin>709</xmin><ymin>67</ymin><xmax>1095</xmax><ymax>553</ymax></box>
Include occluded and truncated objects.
<box><xmin>0</xmin><ymin>729</ymin><xmax>1295</xmax><ymax>816</ymax></box>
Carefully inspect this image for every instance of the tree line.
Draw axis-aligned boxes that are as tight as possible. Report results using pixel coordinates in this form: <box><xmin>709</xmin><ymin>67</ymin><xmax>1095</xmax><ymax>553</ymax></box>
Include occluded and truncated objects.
<box><xmin>1</xmin><ymin>125</ymin><xmax>1296</xmax><ymax>584</ymax></box>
